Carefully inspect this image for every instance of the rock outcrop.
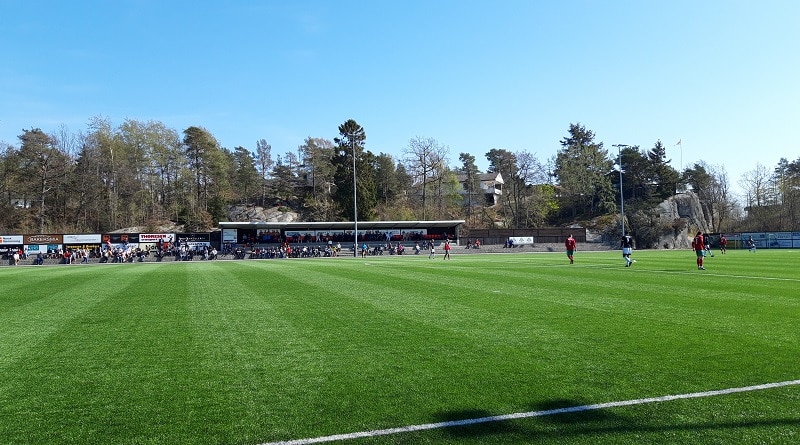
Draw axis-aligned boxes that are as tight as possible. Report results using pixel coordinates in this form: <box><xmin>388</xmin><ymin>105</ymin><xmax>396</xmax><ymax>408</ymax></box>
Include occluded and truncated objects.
<box><xmin>227</xmin><ymin>205</ymin><xmax>299</xmax><ymax>223</ymax></box>
<box><xmin>656</xmin><ymin>191</ymin><xmax>709</xmax><ymax>249</ymax></box>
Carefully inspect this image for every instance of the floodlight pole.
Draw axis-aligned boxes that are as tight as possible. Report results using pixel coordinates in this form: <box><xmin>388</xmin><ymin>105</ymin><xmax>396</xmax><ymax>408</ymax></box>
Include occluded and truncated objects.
<box><xmin>613</xmin><ymin>144</ymin><xmax>629</xmax><ymax>237</ymax></box>
<box><xmin>352</xmin><ymin>138</ymin><xmax>358</xmax><ymax>257</ymax></box>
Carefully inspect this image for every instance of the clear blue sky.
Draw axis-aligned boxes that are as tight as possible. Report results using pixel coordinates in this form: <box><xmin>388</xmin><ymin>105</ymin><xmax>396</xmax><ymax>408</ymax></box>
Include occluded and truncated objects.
<box><xmin>2</xmin><ymin>1</ymin><xmax>798</xmax><ymax>199</ymax></box>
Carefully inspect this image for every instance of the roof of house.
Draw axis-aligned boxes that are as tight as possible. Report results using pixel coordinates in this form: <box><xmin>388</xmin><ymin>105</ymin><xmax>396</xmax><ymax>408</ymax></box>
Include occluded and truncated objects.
<box><xmin>455</xmin><ymin>172</ymin><xmax>504</xmax><ymax>183</ymax></box>
<box><xmin>218</xmin><ymin>220</ymin><xmax>465</xmax><ymax>231</ymax></box>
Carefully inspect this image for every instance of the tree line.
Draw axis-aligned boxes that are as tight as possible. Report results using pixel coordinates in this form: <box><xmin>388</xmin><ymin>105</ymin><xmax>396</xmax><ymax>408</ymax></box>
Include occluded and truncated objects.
<box><xmin>1</xmin><ymin>117</ymin><xmax>798</xmax><ymax>243</ymax></box>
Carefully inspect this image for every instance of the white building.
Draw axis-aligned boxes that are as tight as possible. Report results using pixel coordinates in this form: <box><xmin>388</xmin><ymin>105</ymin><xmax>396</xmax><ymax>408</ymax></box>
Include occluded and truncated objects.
<box><xmin>456</xmin><ymin>172</ymin><xmax>503</xmax><ymax>206</ymax></box>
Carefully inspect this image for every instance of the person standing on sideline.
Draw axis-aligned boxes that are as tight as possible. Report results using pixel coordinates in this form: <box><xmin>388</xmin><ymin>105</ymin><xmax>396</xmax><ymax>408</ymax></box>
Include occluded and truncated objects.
<box><xmin>620</xmin><ymin>232</ymin><xmax>635</xmax><ymax>267</ymax></box>
<box><xmin>565</xmin><ymin>234</ymin><xmax>577</xmax><ymax>264</ymax></box>
<box><xmin>692</xmin><ymin>231</ymin><xmax>706</xmax><ymax>270</ymax></box>
<box><xmin>443</xmin><ymin>239</ymin><xmax>451</xmax><ymax>260</ymax></box>
<box><xmin>719</xmin><ymin>234</ymin><xmax>727</xmax><ymax>254</ymax></box>
<box><xmin>429</xmin><ymin>242</ymin><xmax>436</xmax><ymax>259</ymax></box>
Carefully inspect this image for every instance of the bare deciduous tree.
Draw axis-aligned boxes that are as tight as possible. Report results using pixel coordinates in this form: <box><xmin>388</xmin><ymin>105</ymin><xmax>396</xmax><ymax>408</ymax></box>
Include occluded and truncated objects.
<box><xmin>404</xmin><ymin>136</ymin><xmax>448</xmax><ymax>220</ymax></box>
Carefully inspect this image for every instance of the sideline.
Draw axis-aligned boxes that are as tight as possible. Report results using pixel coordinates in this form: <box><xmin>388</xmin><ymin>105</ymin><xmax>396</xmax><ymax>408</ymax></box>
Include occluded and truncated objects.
<box><xmin>260</xmin><ymin>379</ymin><xmax>800</xmax><ymax>445</ymax></box>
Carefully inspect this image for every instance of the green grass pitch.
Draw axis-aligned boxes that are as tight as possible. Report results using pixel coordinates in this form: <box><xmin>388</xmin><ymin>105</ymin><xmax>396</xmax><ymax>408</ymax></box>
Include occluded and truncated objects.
<box><xmin>1</xmin><ymin>249</ymin><xmax>799</xmax><ymax>444</ymax></box>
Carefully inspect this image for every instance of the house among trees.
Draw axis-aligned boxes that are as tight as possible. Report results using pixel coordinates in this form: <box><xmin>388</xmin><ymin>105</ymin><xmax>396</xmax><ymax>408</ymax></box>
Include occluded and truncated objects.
<box><xmin>10</xmin><ymin>198</ymin><xmax>31</xmax><ymax>209</ymax></box>
<box><xmin>457</xmin><ymin>172</ymin><xmax>504</xmax><ymax>206</ymax></box>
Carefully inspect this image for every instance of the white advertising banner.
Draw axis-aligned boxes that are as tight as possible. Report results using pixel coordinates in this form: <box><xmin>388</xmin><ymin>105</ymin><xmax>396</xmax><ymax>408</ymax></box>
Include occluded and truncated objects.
<box><xmin>222</xmin><ymin>229</ymin><xmax>237</xmax><ymax>243</ymax></box>
<box><xmin>509</xmin><ymin>236</ymin><xmax>534</xmax><ymax>245</ymax></box>
<box><xmin>184</xmin><ymin>242</ymin><xmax>211</xmax><ymax>249</ymax></box>
<box><xmin>140</xmin><ymin>233</ymin><xmax>175</xmax><ymax>243</ymax></box>
<box><xmin>64</xmin><ymin>234</ymin><xmax>102</xmax><ymax>243</ymax></box>
<box><xmin>0</xmin><ymin>235</ymin><xmax>24</xmax><ymax>245</ymax></box>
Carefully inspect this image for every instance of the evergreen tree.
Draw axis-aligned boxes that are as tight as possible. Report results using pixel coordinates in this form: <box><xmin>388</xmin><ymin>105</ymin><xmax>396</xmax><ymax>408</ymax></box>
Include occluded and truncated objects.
<box><xmin>17</xmin><ymin>129</ymin><xmax>70</xmax><ymax>232</ymax></box>
<box><xmin>646</xmin><ymin>140</ymin><xmax>680</xmax><ymax>201</ymax></box>
<box><xmin>554</xmin><ymin>123</ymin><xmax>615</xmax><ymax>218</ymax></box>
<box><xmin>332</xmin><ymin>119</ymin><xmax>376</xmax><ymax>221</ymax></box>
<box><xmin>182</xmin><ymin>126</ymin><xmax>229</xmax><ymax>228</ymax></box>
<box><xmin>458</xmin><ymin>152</ymin><xmax>481</xmax><ymax>221</ymax></box>
<box><xmin>232</xmin><ymin>146</ymin><xmax>260</xmax><ymax>204</ymax></box>
<box><xmin>375</xmin><ymin>153</ymin><xmax>400</xmax><ymax>206</ymax></box>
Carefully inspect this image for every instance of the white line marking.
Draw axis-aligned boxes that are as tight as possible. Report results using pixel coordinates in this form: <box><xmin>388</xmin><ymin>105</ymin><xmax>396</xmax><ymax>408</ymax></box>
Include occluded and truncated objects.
<box><xmin>591</xmin><ymin>265</ymin><xmax>800</xmax><ymax>282</ymax></box>
<box><xmin>260</xmin><ymin>379</ymin><xmax>800</xmax><ymax>445</ymax></box>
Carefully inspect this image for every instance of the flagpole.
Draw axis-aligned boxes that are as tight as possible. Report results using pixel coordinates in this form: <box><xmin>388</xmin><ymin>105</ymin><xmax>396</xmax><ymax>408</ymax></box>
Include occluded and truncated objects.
<box><xmin>674</xmin><ymin>139</ymin><xmax>683</xmax><ymax>194</ymax></box>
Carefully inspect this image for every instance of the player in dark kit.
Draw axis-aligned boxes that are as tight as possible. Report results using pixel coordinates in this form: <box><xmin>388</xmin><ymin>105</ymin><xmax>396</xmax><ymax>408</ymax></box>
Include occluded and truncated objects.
<box><xmin>747</xmin><ymin>236</ymin><xmax>757</xmax><ymax>252</ymax></box>
<box><xmin>620</xmin><ymin>232</ymin><xmax>634</xmax><ymax>267</ymax></box>
<box><xmin>704</xmin><ymin>233</ymin><xmax>714</xmax><ymax>257</ymax></box>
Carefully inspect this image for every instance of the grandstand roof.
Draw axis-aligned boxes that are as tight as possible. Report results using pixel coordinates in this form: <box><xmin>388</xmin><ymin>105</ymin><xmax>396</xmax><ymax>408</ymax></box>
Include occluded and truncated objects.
<box><xmin>218</xmin><ymin>220</ymin><xmax>464</xmax><ymax>231</ymax></box>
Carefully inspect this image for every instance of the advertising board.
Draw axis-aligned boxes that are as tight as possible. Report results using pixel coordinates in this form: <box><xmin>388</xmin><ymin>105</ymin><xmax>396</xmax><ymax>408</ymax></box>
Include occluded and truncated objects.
<box><xmin>222</xmin><ymin>229</ymin><xmax>237</xmax><ymax>243</ymax></box>
<box><xmin>176</xmin><ymin>233</ymin><xmax>211</xmax><ymax>248</ymax></box>
<box><xmin>0</xmin><ymin>235</ymin><xmax>24</xmax><ymax>245</ymax></box>
<box><xmin>24</xmin><ymin>234</ymin><xmax>63</xmax><ymax>245</ymax></box>
<box><xmin>64</xmin><ymin>234</ymin><xmax>102</xmax><ymax>243</ymax></box>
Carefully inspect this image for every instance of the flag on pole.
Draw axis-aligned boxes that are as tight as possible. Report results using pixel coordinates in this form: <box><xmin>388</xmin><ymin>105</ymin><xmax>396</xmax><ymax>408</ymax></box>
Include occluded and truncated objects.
<box><xmin>675</xmin><ymin>139</ymin><xmax>682</xmax><ymax>146</ymax></box>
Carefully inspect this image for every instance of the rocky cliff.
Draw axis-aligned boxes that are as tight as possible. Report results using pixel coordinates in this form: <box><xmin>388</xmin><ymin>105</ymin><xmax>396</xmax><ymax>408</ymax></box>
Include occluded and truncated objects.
<box><xmin>227</xmin><ymin>205</ymin><xmax>299</xmax><ymax>223</ymax></box>
<box><xmin>655</xmin><ymin>191</ymin><xmax>709</xmax><ymax>249</ymax></box>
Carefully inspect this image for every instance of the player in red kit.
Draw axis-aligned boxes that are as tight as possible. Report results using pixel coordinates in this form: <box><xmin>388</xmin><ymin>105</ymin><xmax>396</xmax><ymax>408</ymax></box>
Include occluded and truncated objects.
<box><xmin>692</xmin><ymin>231</ymin><xmax>706</xmax><ymax>270</ymax></box>
<box><xmin>565</xmin><ymin>234</ymin><xmax>576</xmax><ymax>264</ymax></box>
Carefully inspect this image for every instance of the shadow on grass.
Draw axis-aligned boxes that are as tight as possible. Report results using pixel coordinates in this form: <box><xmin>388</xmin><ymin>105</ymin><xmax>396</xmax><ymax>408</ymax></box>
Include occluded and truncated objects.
<box><xmin>434</xmin><ymin>399</ymin><xmax>800</xmax><ymax>441</ymax></box>
<box><xmin>431</xmin><ymin>409</ymin><xmax>525</xmax><ymax>438</ymax></box>
<box><xmin>432</xmin><ymin>399</ymin><xmax>620</xmax><ymax>439</ymax></box>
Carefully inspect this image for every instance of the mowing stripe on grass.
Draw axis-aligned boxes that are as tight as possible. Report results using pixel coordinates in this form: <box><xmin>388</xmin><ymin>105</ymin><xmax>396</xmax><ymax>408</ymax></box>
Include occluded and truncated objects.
<box><xmin>261</xmin><ymin>379</ymin><xmax>800</xmax><ymax>445</ymax></box>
